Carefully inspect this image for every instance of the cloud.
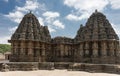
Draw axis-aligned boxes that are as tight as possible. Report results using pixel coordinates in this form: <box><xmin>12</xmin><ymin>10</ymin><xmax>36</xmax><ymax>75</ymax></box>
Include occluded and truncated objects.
<box><xmin>42</xmin><ymin>11</ymin><xmax>60</xmax><ymax>24</ymax></box>
<box><xmin>38</xmin><ymin>17</ymin><xmax>44</xmax><ymax>26</ymax></box>
<box><xmin>4</xmin><ymin>0</ymin><xmax>43</xmax><ymax>23</ymax></box>
<box><xmin>42</xmin><ymin>11</ymin><xmax>60</xmax><ymax>18</ymax></box>
<box><xmin>3</xmin><ymin>0</ymin><xmax>8</xmax><ymax>2</ymax></box>
<box><xmin>64</xmin><ymin>0</ymin><xmax>109</xmax><ymax>21</ymax></box>
<box><xmin>48</xmin><ymin>26</ymin><xmax>56</xmax><ymax>32</ymax></box>
<box><xmin>53</xmin><ymin>20</ymin><xmax>65</xmax><ymax>29</ymax></box>
<box><xmin>109</xmin><ymin>0</ymin><xmax>120</xmax><ymax>9</ymax></box>
<box><xmin>0</xmin><ymin>36</ymin><xmax>10</xmax><ymax>44</ymax></box>
<box><xmin>5</xmin><ymin>11</ymin><xmax>24</xmax><ymax>23</ymax></box>
<box><xmin>9</xmin><ymin>26</ymin><xmax>18</xmax><ymax>33</ymax></box>
<box><xmin>16</xmin><ymin>0</ymin><xmax>40</xmax><ymax>12</ymax></box>
<box><xmin>64</xmin><ymin>0</ymin><xmax>108</xmax><ymax>11</ymax></box>
<box><xmin>42</xmin><ymin>11</ymin><xmax>65</xmax><ymax>32</ymax></box>
<box><xmin>66</xmin><ymin>12</ymin><xmax>89</xmax><ymax>21</ymax></box>
<box><xmin>1</xmin><ymin>26</ymin><xmax>18</xmax><ymax>44</ymax></box>
<box><xmin>111</xmin><ymin>23</ymin><xmax>120</xmax><ymax>36</ymax></box>
<box><xmin>66</xmin><ymin>14</ymin><xmax>79</xmax><ymax>21</ymax></box>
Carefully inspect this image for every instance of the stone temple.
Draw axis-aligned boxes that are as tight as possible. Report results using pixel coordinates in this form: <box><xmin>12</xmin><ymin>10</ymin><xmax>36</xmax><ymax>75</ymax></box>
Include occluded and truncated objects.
<box><xmin>1</xmin><ymin>10</ymin><xmax>120</xmax><ymax>73</ymax></box>
<box><xmin>8</xmin><ymin>10</ymin><xmax>120</xmax><ymax>63</ymax></box>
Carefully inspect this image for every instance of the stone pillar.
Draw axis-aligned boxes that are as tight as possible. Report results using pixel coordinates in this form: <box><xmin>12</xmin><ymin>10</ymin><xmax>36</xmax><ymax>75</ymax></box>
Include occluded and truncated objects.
<box><xmin>13</xmin><ymin>42</ymin><xmax>18</xmax><ymax>54</ymax></box>
<box><xmin>28</xmin><ymin>41</ymin><xmax>33</xmax><ymax>55</ymax></box>
<box><xmin>16</xmin><ymin>42</ymin><xmax>21</xmax><ymax>55</ymax></box>
<box><xmin>11</xmin><ymin>43</ymin><xmax>14</xmax><ymax>54</ymax></box>
<box><xmin>66</xmin><ymin>45</ymin><xmax>69</xmax><ymax>56</ymax></box>
<box><xmin>92</xmin><ymin>41</ymin><xmax>98</xmax><ymax>57</ymax></box>
<box><xmin>101</xmin><ymin>41</ymin><xmax>107</xmax><ymax>56</ymax></box>
<box><xmin>20</xmin><ymin>41</ymin><xmax>25</xmax><ymax>55</ymax></box>
<box><xmin>60</xmin><ymin>44</ymin><xmax>64</xmax><ymax>56</ymax></box>
<box><xmin>36</xmin><ymin>42</ymin><xmax>40</xmax><ymax>56</ymax></box>
<box><xmin>15</xmin><ymin>42</ymin><xmax>19</xmax><ymax>55</ymax></box>
<box><xmin>42</xmin><ymin>43</ymin><xmax>46</xmax><ymax>62</ymax></box>
<box><xmin>85</xmin><ymin>42</ymin><xmax>89</xmax><ymax>56</ymax></box>
<box><xmin>79</xmin><ymin>43</ymin><xmax>83</xmax><ymax>56</ymax></box>
<box><xmin>42</xmin><ymin>43</ymin><xmax>45</xmax><ymax>56</ymax></box>
<box><xmin>109</xmin><ymin>41</ymin><xmax>114</xmax><ymax>56</ymax></box>
<box><xmin>116</xmin><ymin>41</ymin><xmax>120</xmax><ymax>57</ymax></box>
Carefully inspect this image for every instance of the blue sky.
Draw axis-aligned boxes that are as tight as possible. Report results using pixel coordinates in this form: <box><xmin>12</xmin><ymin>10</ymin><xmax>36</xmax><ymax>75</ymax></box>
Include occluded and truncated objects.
<box><xmin>0</xmin><ymin>0</ymin><xmax>120</xmax><ymax>44</ymax></box>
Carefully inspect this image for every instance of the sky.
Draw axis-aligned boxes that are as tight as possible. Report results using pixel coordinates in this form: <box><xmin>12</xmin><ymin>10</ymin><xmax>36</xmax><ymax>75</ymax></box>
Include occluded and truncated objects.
<box><xmin>0</xmin><ymin>0</ymin><xmax>120</xmax><ymax>44</ymax></box>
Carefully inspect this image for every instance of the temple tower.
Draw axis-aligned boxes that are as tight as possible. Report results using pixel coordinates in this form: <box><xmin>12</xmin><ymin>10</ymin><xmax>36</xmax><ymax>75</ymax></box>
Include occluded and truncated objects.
<box><xmin>8</xmin><ymin>12</ymin><xmax>51</xmax><ymax>62</ymax></box>
<box><xmin>75</xmin><ymin>10</ymin><xmax>119</xmax><ymax>63</ymax></box>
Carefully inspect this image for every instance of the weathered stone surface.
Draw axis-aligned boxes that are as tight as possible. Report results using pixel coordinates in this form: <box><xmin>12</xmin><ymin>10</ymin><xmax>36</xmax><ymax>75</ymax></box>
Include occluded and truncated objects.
<box><xmin>10</xmin><ymin>12</ymin><xmax>51</xmax><ymax>42</ymax></box>
<box><xmin>52</xmin><ymin>37</ymin><xmax>73</xmax><ymax>44</ymax></box>
<box><xmin>75</xmin><ymin>10</ymin><xmax>119</xmax><ymax>41</ymax></box>
<box><xmin>39</xmin><ymin>62</ymin><xmax>54</xmax><ymax>70</ymax></box>
<box><xmin>68</xmin><ymin>63</ymin><xmax>120</xmax><ymax>74</ymax></box>
<box><xmin>74</xmin><ymin>10</ymin><xmax>119</xmax><ymax>63</ymax></box>
<box><xmin>0</xmin><ymin>62</ymin><xmax>38</xmax><ymax>71</ymax></box>
<box><xmin>1</xmin><ymin>63</ymin><xmax>9</xmax><ymax>72</ymax></box>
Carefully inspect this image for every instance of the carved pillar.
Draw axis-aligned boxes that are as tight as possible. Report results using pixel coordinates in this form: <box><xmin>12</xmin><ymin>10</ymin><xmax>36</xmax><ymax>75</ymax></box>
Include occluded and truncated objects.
<box><xmin>11</xmin><ymin>43</ymin><xmax>14</xmax><ymax>54</ymax></box>
<box><xmin>116</xmin><ymin>41</ymin><xmax>120</xmax><ymax>57</ymax></box>
<box><xmin>66</xmin><ymin>45</ymin><xmax>69</xmax><ymax>56</ymax></box>
<box><xmin>109</xmin><ymin>41</ymin><xmax>114</xmax><ymax>56</ymax></box>
<box><xmin>79</xmin><ymin>43</ymin><xmax>83</xmax><ymax>56</ymax></box>
<box><xmin>20</xmin><ymin>41</ymin><xmax>25</xmax><ymax>55</ymax></box>
<box><xmin>54</xmin><ymin>44</ymin><xmax>56</xmax><ymax>57</ymax></box>
<box><xmin>92</xmin><ymin>41</ymin><xmax>98</xmax><ymax>57</ymax></box>
<box><xmin>40</xmin><ymin>43</ymin><xmax>46</xmax><ymax>62</ymax></box>
<box><xmin>85</xmin><ymin>42</ymin><xmax>89</xmax><ymax>56</ymax></box>
<box><xmin>36</xmin><ymin>42</ymin><xmax>39</xmax><ymax>56</ymax></box>
<box><xmin>42</xmin><ymin>43</ymin><xmax>45</xmax><ymax>56</ymax></box>
<box><xmin>60</xmin><ymin>44</ymin><xmax>64</xmax><ymax>56</ymax></box>
<box><xmin>13</xmin><ymin>42</ymin><xmax>16</xmax><ymax>54</ymax></box>
<box><xmin>28</xmin><ymin>41</ymin><xmax>33</xmax><ymax>55</ymax></box>
<box><xmin>14</xmin><ymin>42</ymin><xmax>17</xmax><ymax>54</ymax></box>
<box><xmin>101</xmin><ymin>41</ymin><xmax>107</xmax><ymax>56</ymax></box>
<box><xmin>18</xmin><ymin>42</ymin><xmax>21</xmax><ymax>55</ymax></box>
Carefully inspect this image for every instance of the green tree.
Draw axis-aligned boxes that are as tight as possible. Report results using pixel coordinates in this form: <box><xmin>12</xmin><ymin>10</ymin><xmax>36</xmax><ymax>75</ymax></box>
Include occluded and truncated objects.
<box><xmin>0</xmin><ymin>44</ymin><xmax>11</xmax><ymax>54</ymax></box>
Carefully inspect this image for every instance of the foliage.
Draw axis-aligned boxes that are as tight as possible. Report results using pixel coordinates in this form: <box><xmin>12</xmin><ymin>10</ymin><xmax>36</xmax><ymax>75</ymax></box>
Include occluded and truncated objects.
<box><xmin>0</xmin><ymin>44</ymin><xmax>11</xmax><ymax>54</ymax></box>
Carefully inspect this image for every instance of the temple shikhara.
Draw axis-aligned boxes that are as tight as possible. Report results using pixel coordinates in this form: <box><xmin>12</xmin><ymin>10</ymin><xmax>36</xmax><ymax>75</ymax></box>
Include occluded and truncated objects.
<box><xmin>1</xmin><ymin>10</ymin><xmax>120</xmax><ymax>73</ymax></box>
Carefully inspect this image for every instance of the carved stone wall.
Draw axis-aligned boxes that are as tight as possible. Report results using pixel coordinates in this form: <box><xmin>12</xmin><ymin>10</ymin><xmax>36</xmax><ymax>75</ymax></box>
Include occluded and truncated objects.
<box><xmin>8</xmin><ymin>10</ymin><xmax>120</xmax><ymax>64</ymax></box>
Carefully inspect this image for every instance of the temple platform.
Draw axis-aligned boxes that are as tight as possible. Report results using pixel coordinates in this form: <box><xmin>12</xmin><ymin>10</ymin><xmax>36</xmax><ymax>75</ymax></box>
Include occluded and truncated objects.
<box><xmin>0</xmin><ymin>61</ymin><xmax>120</xmax><ymax>74</ymax></box>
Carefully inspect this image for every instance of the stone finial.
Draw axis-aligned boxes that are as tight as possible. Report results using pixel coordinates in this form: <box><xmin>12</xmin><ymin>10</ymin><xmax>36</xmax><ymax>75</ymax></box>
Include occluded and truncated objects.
<box><xmin>95</xmin><ymin>9</ymin><xmax>98</xmax><ymax>13</ymax></box>
<box><xmin>80</xmin><ymin>24</ymin><xmax>83</xmax><ymax>27</ymax></box>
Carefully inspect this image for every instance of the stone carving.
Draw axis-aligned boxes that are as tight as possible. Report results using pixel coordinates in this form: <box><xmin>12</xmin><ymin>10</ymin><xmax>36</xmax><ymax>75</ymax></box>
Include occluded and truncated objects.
<box><xmin>10</xmin><ymin>12</ymin><xmax>51</xmax><ymax>42</ymax></box>
<box><xmin>8</xmin><ymin>10</ymin><xmax>119</xmax><ymax>64</ymax></box>
<box><xmin>1</xmin><ymin>63</ymin><xmax>9</xmax><ymax>72</ymax></box>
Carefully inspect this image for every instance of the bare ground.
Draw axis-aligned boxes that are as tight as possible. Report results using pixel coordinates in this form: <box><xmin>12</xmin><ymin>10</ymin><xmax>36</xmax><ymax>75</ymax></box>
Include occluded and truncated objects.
<box><xmin>0</xmin><ymin>70</ymin><xmax>120</xmax><ymax>76</ymax></box>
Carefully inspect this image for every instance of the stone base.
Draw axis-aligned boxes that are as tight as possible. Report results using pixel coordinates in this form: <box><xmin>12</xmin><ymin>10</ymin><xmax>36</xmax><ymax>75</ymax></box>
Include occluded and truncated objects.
<box><xmin>54</xmin><ymin>62</ymin><xmax>71</xmax><ymax>69</ymax></box>
<box><xmin>0</xmin><ymin>62</ymin><xmax>120</xmax><ymax>74</ymax></box>
<box><xmin>69</xmin><ymin>63</ymin><xmax>120</xmax><ymax>74</ymax></box>
<box><xmin>39</xmin><ymin>62</ymin><xmax>54</xmax><ymax>70</ymax></box>
<box><xmin>0</xmin><ymin>62</ymin><xmax>39</xmax><ymax>71</ymax></box>
<box><xmin>77</xmin><ymin>57</ymin><xmax>120</xmax><ymax>64</ymax></box>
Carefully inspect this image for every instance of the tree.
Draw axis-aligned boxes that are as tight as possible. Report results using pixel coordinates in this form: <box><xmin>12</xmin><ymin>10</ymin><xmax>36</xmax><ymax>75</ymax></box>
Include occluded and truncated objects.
<box><xmin>0</xmin><ymin>44</ymin><xmax>11</xmax><ymax>54</ymax></box>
